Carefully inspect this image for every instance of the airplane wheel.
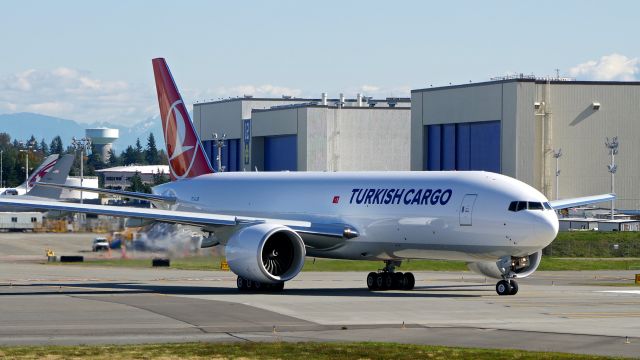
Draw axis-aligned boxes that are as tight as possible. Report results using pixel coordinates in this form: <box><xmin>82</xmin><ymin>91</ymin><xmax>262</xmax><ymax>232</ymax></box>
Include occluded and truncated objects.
<box><xmin>375</xmin><ymin>273</ymin><xmax>384</xmax><ymax>289</ymax></box>
<box><xmin>367</xmin><ymin>272</ymin><xmax>377</xmax><ymax>290</ymax></box>
<box><xmin>403</xmin><ymin>272</ymin><xmax>415</xmax><ymax>290</ymax></box>
<box><xmin>382</xmin><ymin>273</ymin><xmax>393</xmax><ymax>290</ymax></box>
<box><xmin>496</xmin><ymin>280</ymin><xmax>512</xmax><ymax>296</ymax></box>
<box><xmin>253</xmin><ymin>281</ymin><xmax>262</xmax><ymax>290</ymax></box>
<box><xmin>393</xmin><ymin>272</ymin><xmax>405</xmax><ymax>289</ymax></box>
<box><xmin>509</xmin><ymin>280</ymin><xmax>518</xmax><ymax>295</ymax></box>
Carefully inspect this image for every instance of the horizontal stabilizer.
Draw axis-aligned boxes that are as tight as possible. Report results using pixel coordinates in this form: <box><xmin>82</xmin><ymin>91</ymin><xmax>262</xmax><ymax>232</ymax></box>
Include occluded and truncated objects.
<box><xmin>549</xmin><ymin>194</ymin><xmax>615</xmax><ymax>210</ymax></box>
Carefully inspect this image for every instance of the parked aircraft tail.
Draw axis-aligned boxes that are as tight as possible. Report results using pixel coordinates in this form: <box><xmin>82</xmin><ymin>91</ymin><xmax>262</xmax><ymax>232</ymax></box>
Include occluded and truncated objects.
<box><xmin>19</xmin><ymin>154</ymin><xmax>59</xmax><ymax>192</ymax></box>
<box><xmin>28</xmin><ymin>154</ymin><xmax>75</xmax><ymax>199</ymax></box>
<box><xmin>152</xmin><ymin>58</ymin><xmax>213</xmax><ymax>181</ymax></box>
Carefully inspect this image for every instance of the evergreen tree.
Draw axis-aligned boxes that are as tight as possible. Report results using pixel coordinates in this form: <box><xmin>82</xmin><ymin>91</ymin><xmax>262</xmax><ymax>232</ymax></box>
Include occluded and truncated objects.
<box><xmin>152</xmin><ymin>169</ymin><xmax>169</xmax><ymax>185</ymax></box>
<box><xmin>122</xmin><ymin>145</ymin><xmax>137</xmax><ymax>165</ymax></box>
<box><xmin>49</xmin><ymin>136</ymin><xmax>64</xmax><ymax>154</ymax></box>
<box><xmin>126</xmin><ymin>171</ymin><xmax>152</xmax><ymax>193</ymax></box>
<box><xmin>145</xmin><ymin>133</ymin><xmax>160</xmax><ymax>164</ymax></box>
<box><xmin>134</xmin><ymin>138</ymin><xmax>145</xmax><ymax>164</ymax></box>
<box><xmin>40</xmin><ymin>138</ymin><xmax>49</xmax><ymax>155</ymax></box>
<box><xmin>107</xmin><ymin>148</ymin><xmax>120</xmax><ymax>166</ymax></box>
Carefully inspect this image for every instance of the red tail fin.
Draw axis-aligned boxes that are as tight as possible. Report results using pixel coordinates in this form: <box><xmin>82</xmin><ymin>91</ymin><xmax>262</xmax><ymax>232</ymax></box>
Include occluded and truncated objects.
<box><xmin>152</xmin><ymin>58</ymin><xmax>213</xmax><ymax>181</ymax></box>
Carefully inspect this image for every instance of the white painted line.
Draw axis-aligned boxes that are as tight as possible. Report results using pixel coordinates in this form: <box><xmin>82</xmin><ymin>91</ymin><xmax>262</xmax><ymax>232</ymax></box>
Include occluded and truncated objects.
<box><xmin>598</xmin><ymin>290</ymin><xmax>640</xmax><ymax>295</ymax></box>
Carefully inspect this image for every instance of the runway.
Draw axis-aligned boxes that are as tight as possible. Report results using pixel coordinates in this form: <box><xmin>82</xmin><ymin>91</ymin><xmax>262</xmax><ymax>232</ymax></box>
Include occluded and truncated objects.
<box><xmin>0</xmin><ymin>262</ymin><xmax>639</xmax><ymax>357</ymax></box>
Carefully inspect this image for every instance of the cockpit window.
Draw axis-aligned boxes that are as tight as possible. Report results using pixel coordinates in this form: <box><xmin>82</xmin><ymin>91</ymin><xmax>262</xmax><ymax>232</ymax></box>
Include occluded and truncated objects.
<box><xmin>509</xmin><ymin>201</ymin><xmax>547</xmax><ymax>212</ymax></box>
<box><xmin>528</xmin><ymin>202</ymin><xmax>543</xmax><ymax>210</ymax></box>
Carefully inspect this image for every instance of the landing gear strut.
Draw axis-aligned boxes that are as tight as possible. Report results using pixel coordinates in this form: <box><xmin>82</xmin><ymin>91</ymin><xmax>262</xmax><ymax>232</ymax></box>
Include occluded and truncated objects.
<box><xmin>236</xmin><ymin>276</ymin><xmax>285</xmax><ymax>292</ymax></box>
<box><xmin>367</xmin><ymin>260</ymin><xmax>415</xmax><ymax>291</ymax></box>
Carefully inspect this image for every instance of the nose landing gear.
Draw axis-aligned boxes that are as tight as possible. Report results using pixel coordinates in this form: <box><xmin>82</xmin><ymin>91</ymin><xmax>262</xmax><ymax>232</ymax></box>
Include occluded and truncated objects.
<box><xmin>495</xmin><ymin>256</ymin><xmax>519</xmax><ymax>296</ymax></box>
<box><xmin>366</xmin><ymin>260</ymin><xmax>415</xmax><ymax>291</ymax></box>
<box><xmin>496</xmin><ymin>279</ymin><xmax>518</xmax><ymax>296</ymax></box>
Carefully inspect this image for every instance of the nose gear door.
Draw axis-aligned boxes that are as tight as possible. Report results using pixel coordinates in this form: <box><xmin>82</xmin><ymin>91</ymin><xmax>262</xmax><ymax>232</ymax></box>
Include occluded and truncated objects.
<box><xmin>459</xmin><ymin>194</ymin><xmax>477</xmax><ymax>226</ymax></box>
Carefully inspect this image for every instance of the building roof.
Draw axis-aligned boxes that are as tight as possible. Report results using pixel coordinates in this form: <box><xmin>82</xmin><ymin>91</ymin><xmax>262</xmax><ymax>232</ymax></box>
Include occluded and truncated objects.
<box><xmin>411</xmin><ymin>78</ymin><xmax>640</xmax><ymax>93</ymax></box>
<box><xmin>96</xmin><ymin>165</ymin><xmax>170</xmax><ymax>174</ymax></box>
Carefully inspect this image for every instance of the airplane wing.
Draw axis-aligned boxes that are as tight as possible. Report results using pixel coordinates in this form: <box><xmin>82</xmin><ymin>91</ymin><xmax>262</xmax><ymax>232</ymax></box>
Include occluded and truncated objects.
<box><xmin>0</xmin><ymin>197</ymin><xmax>357</xmax><ymax>239</ymax></box>
<box><xmin>35</xmin><ymin>182</ymin><xmax>176</xmax><ymax>204</ymax></box>
<box><xmin>549</xmin><ymin>193</ymin><xmax>615</xmax><ymax>210</ymax></box>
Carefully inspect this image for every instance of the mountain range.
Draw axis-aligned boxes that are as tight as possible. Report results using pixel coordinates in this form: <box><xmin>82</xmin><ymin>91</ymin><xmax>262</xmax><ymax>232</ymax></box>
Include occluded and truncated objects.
<box><xmin>0</xmin><ymin>112</ymin><xmax>165</xmax><ymax>151</ymax></box>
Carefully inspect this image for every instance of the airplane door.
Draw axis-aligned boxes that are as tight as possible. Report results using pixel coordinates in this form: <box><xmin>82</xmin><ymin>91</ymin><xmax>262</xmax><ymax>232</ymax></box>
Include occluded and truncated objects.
<box><xmin>459</xmin><ymin>194</ymin><xmax>477</xmax><ymax>226</ymax></box>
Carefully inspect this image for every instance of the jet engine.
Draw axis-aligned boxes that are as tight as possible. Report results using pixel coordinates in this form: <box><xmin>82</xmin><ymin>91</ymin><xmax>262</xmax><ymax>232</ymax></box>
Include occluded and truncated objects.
<box><xmin>467</xmin><ymin>250</ymin><xmax>542</xmax><ymax>279</ymax></box>
<box><xmin>225</xmin><ymin>223</ymin><xmax>306</xmax><ymax>284</ymax></box>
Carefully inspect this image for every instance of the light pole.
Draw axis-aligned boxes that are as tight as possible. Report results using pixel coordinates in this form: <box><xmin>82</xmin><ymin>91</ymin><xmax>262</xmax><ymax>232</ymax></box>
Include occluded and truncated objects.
<box><xmin>72</xmin><ymin>137</ymin><xmax>92</xmax><ymax>204</ymax></box>
<box><xmin>0</xmin><ymin>149</ymin><xmax>3</xmax><ymax>188</ymax></box>
<box><xmin>605</xmin><ymin>137</ymin><xmax>619</xmax><ymax>220</ymax></box>
<box><xmin>19</xmin><ymin>140</ymin><xmax>35</xmax><ymax>191</ymax></box>
<box><xmin>553</xmin><ymin>148</ymin><xmax>562</xmax><ymax>200</ymax></box>
<box><xmin>212</xmin><ymin>133</ymin><xmax>226</xmax><ymax>172</ymax></box>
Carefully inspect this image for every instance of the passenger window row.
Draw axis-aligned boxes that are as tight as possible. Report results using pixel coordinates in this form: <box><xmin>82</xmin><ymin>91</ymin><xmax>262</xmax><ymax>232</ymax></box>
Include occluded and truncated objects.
<box><xmin>508</xmin><ymin>201</ymin><xmax>552</xmax><ymax>212</ymax></box>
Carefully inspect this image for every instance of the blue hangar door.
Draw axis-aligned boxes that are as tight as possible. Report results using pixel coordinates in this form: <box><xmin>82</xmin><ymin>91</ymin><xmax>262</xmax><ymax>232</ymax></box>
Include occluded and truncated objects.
<box><xmin>425</xmin><ymin>120</ymin><xmax>500</xmax><ymax>173</ymax></box>
<box><xmin>264</xmin><ymin>135</ymin><xmax>297</xmax><ymax>171</ymax></box>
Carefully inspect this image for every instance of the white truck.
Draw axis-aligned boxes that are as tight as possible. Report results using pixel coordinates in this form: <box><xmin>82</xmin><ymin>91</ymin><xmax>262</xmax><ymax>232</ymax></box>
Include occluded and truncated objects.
<box><xmin>0</xmin><ymin>212</ymin><xmax>43</xmax><ymax>232</ymax></box>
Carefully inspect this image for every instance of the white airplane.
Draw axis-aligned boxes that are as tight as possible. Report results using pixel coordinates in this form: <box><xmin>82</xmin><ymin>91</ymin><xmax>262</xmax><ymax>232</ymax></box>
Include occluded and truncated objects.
<box><xmin>0</xmin><ymin>154</ymin><xmax>60</xmax><ymax>196</ymax></box>
<box><xmin>0</xmin><ymin>58</ymin><xmax>615</xmax><ymax>296</ymax></box>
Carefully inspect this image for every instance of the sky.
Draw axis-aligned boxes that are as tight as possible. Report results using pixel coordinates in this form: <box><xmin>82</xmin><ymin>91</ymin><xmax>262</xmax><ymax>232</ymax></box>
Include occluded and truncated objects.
<box><xmin>1</xmin><ymin>0</ymin><xmax>638</xmax><ymax>126</ymax></box>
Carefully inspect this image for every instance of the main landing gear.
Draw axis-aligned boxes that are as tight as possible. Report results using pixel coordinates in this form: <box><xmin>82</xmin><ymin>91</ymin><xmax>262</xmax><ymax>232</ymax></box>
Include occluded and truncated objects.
<box><xmin>236</xmin><ymin>276</ymin><xmax>285</xmax><ymax>292</ymax></box>
<box><xmin>366</xmin><ymin>260</ymin><xmax>415</xmax><ymax>291</ymax></box>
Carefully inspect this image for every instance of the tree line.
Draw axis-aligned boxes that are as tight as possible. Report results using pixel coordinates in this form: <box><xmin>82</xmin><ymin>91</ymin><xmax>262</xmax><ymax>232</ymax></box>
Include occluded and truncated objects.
<box><xmin>0</xmin><ymin>132</ymin><xmax>168</xmax><ymax>188</ymax></box>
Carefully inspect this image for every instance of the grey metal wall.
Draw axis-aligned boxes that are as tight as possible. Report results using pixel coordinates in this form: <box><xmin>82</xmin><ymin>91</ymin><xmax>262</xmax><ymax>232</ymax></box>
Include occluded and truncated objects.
<box><xmin>411</xmin><ymin>82</ymin><xmax>517</xmax><ymax>178</ymax></box>
<box><xmin>251</xmin><ymin>106</ymin><xmax>410</xmax><ymax>172</ymax></box>
<box><xmin>533</xmin><ymin>83</ymin><xmax>640</xmax><ymax>210</ymax></box>
<box><xmin>412</xmin><ymin>80</ymin><xmax>640</xmax><ymax>210</ymax></box>
<box><xmin>306</xmin><ymin>108</ymin><xmax>411</xmax><ymax>171</ymax></box>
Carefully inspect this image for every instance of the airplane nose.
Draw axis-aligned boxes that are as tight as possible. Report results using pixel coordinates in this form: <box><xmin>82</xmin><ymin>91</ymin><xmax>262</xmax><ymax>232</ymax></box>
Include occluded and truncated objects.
<box><xmin>536</xmin><ymin>212</ymin><xmax>559</xmax><ymax>248</ymax></box>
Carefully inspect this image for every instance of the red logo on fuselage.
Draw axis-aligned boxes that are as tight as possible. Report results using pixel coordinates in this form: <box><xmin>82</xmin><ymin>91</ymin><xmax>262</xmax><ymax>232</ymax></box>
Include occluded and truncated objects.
<box><xmin>332</xmin><ymin>196</ymin><xmax>340</xmax><ymax>204</ymax></box>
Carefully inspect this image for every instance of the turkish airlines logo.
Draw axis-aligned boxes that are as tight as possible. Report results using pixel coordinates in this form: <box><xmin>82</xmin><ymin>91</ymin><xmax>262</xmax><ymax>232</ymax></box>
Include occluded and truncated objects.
<box><xmin>165</xmin><ymin>100</ymin><xmax>198</xmax><ymax>179</ymax></box>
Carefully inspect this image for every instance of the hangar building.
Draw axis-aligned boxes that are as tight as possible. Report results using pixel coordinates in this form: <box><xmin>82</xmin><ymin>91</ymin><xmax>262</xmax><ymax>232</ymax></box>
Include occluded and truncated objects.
<box><xmin>410</xmin><ymin>77</ymin><xmax>640</xmax><ymax>210</ymax></box>
<box><xmin>193</xmin><ymin>96</ymin><xmax>410</xmax><ymax>172</ymax></box>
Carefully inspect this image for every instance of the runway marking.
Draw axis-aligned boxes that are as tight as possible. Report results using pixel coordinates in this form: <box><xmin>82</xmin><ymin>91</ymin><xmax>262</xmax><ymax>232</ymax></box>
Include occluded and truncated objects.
<box><xmin>547</xmin><ymin>312</ymin><xmax>640</xmax><ymax>319</ymax></box>
<box><xmin>598</xmin><ymin>290</ymin><xmax>640</xmax><ymax>295</ymax></box>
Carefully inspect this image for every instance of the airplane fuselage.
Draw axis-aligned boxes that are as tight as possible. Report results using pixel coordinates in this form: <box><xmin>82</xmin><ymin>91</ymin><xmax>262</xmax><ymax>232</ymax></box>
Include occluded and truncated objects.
<box><xmin>155</xmin><ymin>171</ymin><xmax>559</xmax><ymax>263</ymax></box>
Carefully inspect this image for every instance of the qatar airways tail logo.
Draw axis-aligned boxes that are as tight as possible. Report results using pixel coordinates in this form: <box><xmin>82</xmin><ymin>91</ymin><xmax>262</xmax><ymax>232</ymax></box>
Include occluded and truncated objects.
<box><xmin>165</xmin><ymin>100</ymin><xmax>198</xmax><ymax>179</ymax></box>
<box><xmin>27</xmin><ymin>159</ymin><xmax>57</xmax><ymax>189</ymax></box>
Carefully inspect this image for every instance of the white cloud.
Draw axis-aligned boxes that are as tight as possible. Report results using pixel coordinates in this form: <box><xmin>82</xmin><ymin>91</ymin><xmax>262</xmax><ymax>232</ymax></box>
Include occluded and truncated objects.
<box><xmin>569</xmin><ymin>53</ymin><xmax>639</xmax><ymax>81</ymax></box>
<box><xmin>0</xmin><ymin>67</ymin><xmax>155</xmax><ymax>125</ymax></box>
<box><xmin>349</xmin><ymin>84</ymin><xmax>411</xmax><ymax>98</ymax></box>
<box><xmin>206</xmin><ymin>84</ymin><xmax>303</xmax><ymax>99</ymax></box>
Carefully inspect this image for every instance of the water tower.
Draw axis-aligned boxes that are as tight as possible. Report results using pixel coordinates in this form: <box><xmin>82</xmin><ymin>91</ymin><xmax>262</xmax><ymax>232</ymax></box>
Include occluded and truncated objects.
<box><xmin>85</xmin><ymin>128</ymin><xmax>119</xmax><ymax>162</ymax></box>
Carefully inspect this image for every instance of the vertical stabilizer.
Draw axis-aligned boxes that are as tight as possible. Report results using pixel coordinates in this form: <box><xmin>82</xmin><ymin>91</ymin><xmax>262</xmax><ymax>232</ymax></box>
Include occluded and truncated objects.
<box><xmin>152</xmin><ymin>58</ymin><xmax>213</xmax><ymax>181</ymax></box>
<box><xmin>20</xmin><ymin>154</ymin><xmax>59</xmax><ymax>192</ymax></box>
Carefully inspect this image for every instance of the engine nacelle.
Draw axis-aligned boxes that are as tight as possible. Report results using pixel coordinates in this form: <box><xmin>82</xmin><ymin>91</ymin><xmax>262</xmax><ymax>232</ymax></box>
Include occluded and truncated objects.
<box><xmin>225</xmin><ymin>223</ymin><xmax>306</xmax><ymax>284</ymax></box>
<box><xmin>467</xmin><ymin>250</ymin><xmax>542</xmax><ymax>279</ymax></box>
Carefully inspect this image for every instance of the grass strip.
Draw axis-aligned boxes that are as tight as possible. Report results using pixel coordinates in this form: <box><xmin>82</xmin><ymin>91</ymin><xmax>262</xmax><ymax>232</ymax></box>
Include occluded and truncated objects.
<box><xmin>0</xmin><ymin>341</ymin><xmax>623</xmax><ymax>360</ymax></box>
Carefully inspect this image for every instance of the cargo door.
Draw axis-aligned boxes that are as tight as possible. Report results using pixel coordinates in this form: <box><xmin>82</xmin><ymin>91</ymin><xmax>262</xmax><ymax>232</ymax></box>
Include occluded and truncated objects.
<box><xmin>459</xmin><ymin>194</ymin><xmax>477</xmax><ymax>226</ymax></box>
